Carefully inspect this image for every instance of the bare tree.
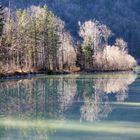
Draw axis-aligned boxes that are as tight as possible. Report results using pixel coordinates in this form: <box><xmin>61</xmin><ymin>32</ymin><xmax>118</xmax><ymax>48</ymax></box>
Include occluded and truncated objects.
<box><xmin>115</xmin><ymin>38</ymin><xmax>128</xmax><ymax>53</ymax></box>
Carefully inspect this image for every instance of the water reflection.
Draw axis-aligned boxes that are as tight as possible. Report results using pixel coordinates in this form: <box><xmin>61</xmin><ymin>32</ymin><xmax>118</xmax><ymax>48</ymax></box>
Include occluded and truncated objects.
<box><xmin>80</xmin><ymin>73</ymin><xmax>137</xmax><ymax>122</ymax></box>
<box><xmin>95</xmin><ymin>73</ymin><xmax>137</xmax><ymax>101</ymax></box>
<box><xmin>0</xmin><ymin>72</ymin><xmax>137</xmax><ymax>122</ymax></box>
<box><xmin>0</xmin><ymin>72</ymin><xmax>140</xmax><ymax>139</ymax></box>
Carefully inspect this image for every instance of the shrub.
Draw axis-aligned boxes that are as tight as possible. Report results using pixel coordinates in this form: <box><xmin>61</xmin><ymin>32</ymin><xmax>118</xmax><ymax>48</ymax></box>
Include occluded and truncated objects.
<box><xmin>94</xmin><ymin>45</ymin><xmax>137</xmax><ymax>71</ymax></box>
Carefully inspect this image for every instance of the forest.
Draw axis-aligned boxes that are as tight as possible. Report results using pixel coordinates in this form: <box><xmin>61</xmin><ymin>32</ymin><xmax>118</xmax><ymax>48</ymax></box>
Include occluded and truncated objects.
<box><xmin>0</xmin><ymin>2</ymin><xmax>138</xmax><ymax>75</ymax></box>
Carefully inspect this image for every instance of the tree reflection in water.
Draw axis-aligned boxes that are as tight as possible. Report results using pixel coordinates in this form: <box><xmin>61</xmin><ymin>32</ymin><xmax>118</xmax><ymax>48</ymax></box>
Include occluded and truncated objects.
<box><xmin>80</xmin><ymin>72</ymin><xmax>137</xmax><ymax>122</ymax></box>
<box><xmin>0</xmin><ymin>72</ymin><xmax>137</xmax><ymax>122</ymax></box>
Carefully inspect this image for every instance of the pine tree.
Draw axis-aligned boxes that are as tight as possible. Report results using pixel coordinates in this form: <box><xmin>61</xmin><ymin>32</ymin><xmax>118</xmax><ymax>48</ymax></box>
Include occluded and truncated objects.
<box><xmin>82</xmin><ymin>37</ymin><xmax>94</xmax><ymax>69</ymax></box>
<box><xmin>0</xmin><ymin>3</ymin><xmax>4</xmax><ymax>36</ymax></box>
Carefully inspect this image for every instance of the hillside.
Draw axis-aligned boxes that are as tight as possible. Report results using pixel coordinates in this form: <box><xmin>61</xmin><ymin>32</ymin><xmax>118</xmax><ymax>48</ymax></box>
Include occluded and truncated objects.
<box><xmin>1</xmin><ymin>0</ymin><xmax>140</xmax><ymax>57</ymax></box>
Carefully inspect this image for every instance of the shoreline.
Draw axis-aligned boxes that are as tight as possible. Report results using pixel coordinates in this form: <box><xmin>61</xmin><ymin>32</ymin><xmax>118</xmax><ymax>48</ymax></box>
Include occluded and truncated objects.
<box><xmin>0</xmin><ymin>69</ymin><xmax>137</xmax><ymax>80</ymax></box>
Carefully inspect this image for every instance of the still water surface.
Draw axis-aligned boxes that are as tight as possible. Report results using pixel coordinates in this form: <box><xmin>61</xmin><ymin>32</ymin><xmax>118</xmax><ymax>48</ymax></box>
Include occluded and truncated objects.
<box><xmin>0</xmin><ymin>72</ymin><xmax>140</xmax><ymax>140</ymax></box>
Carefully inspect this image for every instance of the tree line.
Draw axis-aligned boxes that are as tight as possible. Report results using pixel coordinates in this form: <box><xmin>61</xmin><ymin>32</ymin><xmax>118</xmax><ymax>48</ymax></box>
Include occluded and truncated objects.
<box><xmin>0</xmin><ymin>4</ymin><xmax>76</xmax><ymax>74</ymax></box>
<box><xmin>0</xmin><ymin>4</ymin><xmax>137</xmax><ymax>75</ymax></box>
<box><xmin>77</xmin><ymin>20</ymin><xmax>137</xmax><ymax>71</ymax></box>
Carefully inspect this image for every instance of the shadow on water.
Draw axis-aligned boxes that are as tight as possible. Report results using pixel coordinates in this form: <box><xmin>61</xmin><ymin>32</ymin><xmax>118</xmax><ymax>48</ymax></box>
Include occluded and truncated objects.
<box><xmin>0</xmin><ymin>72</ymin><xmax>140</xmax><ymax>140</ymax></box>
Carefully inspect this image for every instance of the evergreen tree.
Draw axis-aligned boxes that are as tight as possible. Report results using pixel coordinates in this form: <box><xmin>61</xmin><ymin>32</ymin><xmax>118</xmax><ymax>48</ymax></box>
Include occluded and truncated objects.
<box><xmin>0</xmin><ymin>3</ymin><xmax>4</xmax><ymax>36</ymax></box>
<box><xmin>82</xmin><ymin>37</ymin><xmax>94</xmax><ymax>69</ymax></box>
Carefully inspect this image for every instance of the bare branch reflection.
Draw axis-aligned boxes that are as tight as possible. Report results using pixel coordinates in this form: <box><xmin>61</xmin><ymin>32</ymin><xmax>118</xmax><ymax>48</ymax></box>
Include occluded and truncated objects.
<box><xmin>0</xmin><ymin>73</ymin><xmax>137</xmax><ymax>122</ymax></box>
<box><xmin>80</xmin><ymin>72</ymin><xmax>137</xmax><ymax>122</ymax></box>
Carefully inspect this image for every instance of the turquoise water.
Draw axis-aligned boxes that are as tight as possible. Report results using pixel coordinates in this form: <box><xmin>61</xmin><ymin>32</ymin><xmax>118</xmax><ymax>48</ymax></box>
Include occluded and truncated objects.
<box><xmin>0</xmin><ymin>72</ymin><xmax>140</xmax><ymax>140</ymax></box>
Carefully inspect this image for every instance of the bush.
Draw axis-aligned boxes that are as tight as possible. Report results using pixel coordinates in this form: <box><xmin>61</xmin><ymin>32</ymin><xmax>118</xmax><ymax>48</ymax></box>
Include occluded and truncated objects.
<box><xmin>94</xmin><ymin>45</ymin><xmax>137</xmax><ymax>71</ymax></box>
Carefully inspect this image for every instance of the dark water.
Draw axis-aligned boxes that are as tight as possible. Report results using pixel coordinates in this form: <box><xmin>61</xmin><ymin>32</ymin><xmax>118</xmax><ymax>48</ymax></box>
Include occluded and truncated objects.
<box><xmin>0</xmin><ymin>72</ymin><xmax>140</xmax><ymax>140</ymax></box>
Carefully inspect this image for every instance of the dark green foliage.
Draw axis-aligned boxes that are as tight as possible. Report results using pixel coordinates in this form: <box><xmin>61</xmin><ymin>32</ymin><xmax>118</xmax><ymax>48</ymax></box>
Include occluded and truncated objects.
<box><xmin>82</xmin><ymin>38</ymin><xmax>94</xmax><ymax>69</ymax></box>
<box><xmin>0</xmin><ymin>4</ymin><xmax>4</xmax><ymax>36</ymax></box>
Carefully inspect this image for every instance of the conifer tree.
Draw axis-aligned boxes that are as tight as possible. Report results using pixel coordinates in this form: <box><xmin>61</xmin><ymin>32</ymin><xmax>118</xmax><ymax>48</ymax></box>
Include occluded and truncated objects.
<box><xmin>0</xmin><ymin>3</ymin><xmax>4</xmax><ymax>36</ymax></box>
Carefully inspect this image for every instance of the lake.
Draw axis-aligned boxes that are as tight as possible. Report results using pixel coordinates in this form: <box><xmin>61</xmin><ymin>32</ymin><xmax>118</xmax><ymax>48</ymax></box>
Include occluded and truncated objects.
<box><xmin>0</xmin><ymin>72</ymin><xmax>140</xmax><ymax>140</ymax></box>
